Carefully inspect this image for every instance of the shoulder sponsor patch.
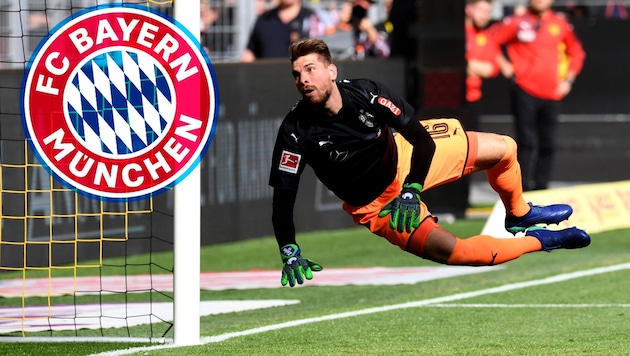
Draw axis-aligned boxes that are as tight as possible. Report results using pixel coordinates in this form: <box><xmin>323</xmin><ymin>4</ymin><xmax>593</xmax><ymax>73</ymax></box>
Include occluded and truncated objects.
<box><xmin>377</xmin><ymin>97</ymin><xmax>401</xmax><ymax>116</ymax></box>
<box><xmin>279</xmin><ymin>150</ymin><xmax>301</xmax><ymax>174</ymax></box>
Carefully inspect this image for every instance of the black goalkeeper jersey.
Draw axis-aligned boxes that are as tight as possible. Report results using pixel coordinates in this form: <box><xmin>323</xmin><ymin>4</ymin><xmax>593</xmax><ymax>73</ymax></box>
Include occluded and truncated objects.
<box><xmin>269</xmin><ymin>78</ymin><xmax>435</xmax><ymax>207</ymax></box>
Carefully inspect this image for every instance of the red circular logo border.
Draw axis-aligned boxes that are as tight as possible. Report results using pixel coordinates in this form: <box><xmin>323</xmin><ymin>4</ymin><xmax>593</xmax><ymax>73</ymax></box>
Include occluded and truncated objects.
<box><xmin>21</xmin><ymin>4</ymin><xmax>218</xmax><ymax>201</ymax></box>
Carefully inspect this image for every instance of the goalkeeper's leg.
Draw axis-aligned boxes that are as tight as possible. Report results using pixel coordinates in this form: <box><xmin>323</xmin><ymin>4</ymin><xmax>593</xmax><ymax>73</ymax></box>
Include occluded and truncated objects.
<box><xmin>473</xmin><ymin>132</ymin><xmax>530</xmax><ymax>218</ymax></box>
<box><xmin>406</xmin><ymin>218</ymin><xmax>589</xmax><ymax>266</ymax></box>
<box><xmin>444</xmin><ymin>232</ymin><xmax>542</xmax><ymax>266</ymax></box>
<box><xmin>474</xmin><ymin>132</ymin><xmax>573</xmax><ymax>232</ymax></box>
<box><xmin>406</xmin><ymin>217</ymin><xmax>541</xmax><ymax>265</ymax></box>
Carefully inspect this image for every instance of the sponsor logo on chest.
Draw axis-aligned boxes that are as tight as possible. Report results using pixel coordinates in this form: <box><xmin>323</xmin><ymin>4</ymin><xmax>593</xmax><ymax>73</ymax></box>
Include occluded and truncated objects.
<box><xmin>377</xmin><ymin>97</ymin><xmax>401</xmax><ymax>116</ymax></box>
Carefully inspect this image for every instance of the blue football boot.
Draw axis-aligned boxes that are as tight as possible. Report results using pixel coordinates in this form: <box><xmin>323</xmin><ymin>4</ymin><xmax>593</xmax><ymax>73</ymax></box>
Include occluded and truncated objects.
<box><xmin>525</xmin><ymin>226</ymin><xmax>591</xmax><ymax>252</ymax></box>
<box><xmin>505</xmin><ymin>202</ymin><xmax>573</xmax><ymax>234</ymax></box>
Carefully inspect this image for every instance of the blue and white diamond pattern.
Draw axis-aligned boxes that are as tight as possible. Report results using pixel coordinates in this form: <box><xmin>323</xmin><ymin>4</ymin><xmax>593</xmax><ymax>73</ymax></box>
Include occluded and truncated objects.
<box><xmin>65</xmin><ymin>49</ymin><xmax>175</xmax><ymax>156</ymax></box>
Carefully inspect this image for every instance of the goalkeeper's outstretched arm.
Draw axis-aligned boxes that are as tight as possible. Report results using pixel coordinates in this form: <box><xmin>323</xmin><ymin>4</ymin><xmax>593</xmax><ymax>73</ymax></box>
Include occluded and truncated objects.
<box><xmin>272</xmin><ymin>187</ymin><xmax>323</xmax><ymax>287</ymax></box>
<box><xmin>272</xmin><ymin>187</ymin><xmax>298</xmax><ymax>247</ymax></box>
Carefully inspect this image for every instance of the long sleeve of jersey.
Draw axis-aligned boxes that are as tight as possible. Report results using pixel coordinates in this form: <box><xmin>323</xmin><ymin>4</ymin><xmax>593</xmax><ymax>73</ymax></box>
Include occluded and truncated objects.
<box><xmin>397</xmin><ymin>118</ymin><xmax>436</xmax><ymax>186</ymax></box>
<box><xmin>272</xmin><ymin>187</ymin><xmax>298</xmax><ymax>248</ymax></box>
<box><xmin>369</xmin><ymin>80</ymin><xmax>437</xmax><ymax>187</ymax></box>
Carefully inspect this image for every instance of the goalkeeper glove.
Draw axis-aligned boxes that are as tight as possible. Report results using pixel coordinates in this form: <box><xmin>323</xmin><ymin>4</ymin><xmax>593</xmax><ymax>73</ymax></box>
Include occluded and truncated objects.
<box><xmin>378</xmin><ymin>183</ymin><xmax>423</xmax><ymax>233</ymax></box>
<box><xmin>280</xmin><ymin>244</ymin><xmax>323</xmax><ymax>287</ymax></box>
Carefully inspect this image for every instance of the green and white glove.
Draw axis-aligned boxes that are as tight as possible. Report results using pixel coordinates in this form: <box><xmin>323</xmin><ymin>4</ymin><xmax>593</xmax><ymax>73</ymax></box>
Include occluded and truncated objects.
<box><xmin>280</xmin><ymin>244</ymin><xmax>323</xmax><ymax>287</ymax></box>
<box><xmin>378</xmin><ymin>183</ymin><xmax>423</xmax><ymax>233</ymax></box>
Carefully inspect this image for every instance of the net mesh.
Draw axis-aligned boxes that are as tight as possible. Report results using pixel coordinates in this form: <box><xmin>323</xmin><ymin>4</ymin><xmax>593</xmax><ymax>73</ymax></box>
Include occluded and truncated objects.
<box><xmin>0</xmin><ymin>0</ymin><xmax>175</xmax><ymax>340</ymax></box>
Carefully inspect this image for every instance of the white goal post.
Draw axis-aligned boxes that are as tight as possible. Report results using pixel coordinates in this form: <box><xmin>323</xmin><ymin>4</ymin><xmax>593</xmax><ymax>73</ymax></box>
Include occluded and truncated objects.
<box><xmin>173</xmin><ymin>0</ymin><xmax>202</xmax><ymax>347</ymax></box>
<box><xmin>0</xmin><ymin>0</ymin><xmax>208</xmax><ymax>344</ymax></box>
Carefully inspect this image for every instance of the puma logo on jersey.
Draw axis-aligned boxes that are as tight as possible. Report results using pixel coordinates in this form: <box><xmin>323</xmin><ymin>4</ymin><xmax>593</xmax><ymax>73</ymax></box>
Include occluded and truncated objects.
<box><xmin>369</xmin><ymin>91</ymin><xmax>379</xmax><ymax>104</ymax></box>
<box><xmin>318</xmin><ymin>136</ymin><xmax>333</xmax><ymax>147</ymax></box>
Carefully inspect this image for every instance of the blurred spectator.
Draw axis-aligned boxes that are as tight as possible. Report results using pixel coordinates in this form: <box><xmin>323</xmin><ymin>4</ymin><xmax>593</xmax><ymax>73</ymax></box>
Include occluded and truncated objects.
<box><xmin>312</xmin><ymin>2</ymin><xmax>342</xmax><ymax>36</ymax></box>
<box><xmin>200</xmin><ymin>2</ymin><xmax>219</xmax><ymax>54</ymax></box>
<box><xmin>465</xmin><ymin>0</ymin><xmax>511</xmax><ymax>131</ymax></box>
<box><xmin>376</xmin><ymin>0</ymin><xmax>395</xmax><ymax>41</ymax></box>
<box><xmin>339</xmin><ymin>0</ymin><xmax>391</xmax><ymax>59</ymax></box>
<box><xmin>241</xmin><ymin>0</ymin><xmax>324</xmax><ymax>62</ymax></box>
<box><xmin>28</xmin><ymin>12</ymin><xmax>48</xmax><ymax>34</ymax></box>
<box><xmin>565</xmin><ymin>4</ymin><xmax>589</xmax><ymax>19</ymax></box>
<box><xmin>256</xmin><ymin>0</ymin><xmax>273</xmax><ymax>16</ymax></box>
<box><xmin>27</xmin><ymin>12</ymin><xmax>49</xmax><ymax>55</ymax></box>
<box><xmin>200</xmin><ymin>1</ymin><xmax>234</xmax><ymax>58</ymax></box>
<box><xmin>490</xmin><ymin>0</ymin><xmax>586</xmax><ymax>191</ymax></box>
<box><xmin>463</xmin><ymin>0</ymin><xmax>511</xmax><ymax>208</ymax></box>
<box><xmin>605</xmin><ymin>0</ymin><xmax>628</xmax><ymax>19</ymax></box>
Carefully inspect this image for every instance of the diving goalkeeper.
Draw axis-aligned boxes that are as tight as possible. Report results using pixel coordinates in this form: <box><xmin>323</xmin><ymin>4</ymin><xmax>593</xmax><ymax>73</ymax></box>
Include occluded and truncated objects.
<box><xmin>269</xmin><ymin>39</ymin><xmax>590</xmax><ymax>287</ymax></box>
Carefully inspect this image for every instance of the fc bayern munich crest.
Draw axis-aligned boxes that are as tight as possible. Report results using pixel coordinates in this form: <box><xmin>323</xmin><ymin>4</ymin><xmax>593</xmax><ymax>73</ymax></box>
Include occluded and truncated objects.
<box><xmin>21</xmin><ymin>3</ymin><xmax>218</xmax><ymax>201</ymax></box>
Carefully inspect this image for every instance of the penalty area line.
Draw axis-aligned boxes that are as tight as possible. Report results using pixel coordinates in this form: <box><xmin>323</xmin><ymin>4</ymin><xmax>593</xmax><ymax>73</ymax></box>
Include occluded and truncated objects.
<box><xmin>91</xmin><ymin>262</ymin><xmax>630</xmax><ymax>356</ymax></box>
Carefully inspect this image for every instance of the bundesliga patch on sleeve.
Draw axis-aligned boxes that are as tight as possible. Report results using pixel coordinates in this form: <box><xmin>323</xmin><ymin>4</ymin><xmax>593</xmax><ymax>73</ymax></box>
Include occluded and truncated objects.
<box><xmin>278</xmin><ymin>150</ymin><xmax>301</xmax><ymax>174</ymax></box>
<box><xmin>20</xmin><ymin>3</ymin><xmax>219</xmax><ymax>201</ymax></box>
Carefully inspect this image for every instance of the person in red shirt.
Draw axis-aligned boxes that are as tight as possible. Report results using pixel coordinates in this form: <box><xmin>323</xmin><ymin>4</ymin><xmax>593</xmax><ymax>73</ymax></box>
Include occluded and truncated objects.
<box><xmin>490</xmin><ymin>0</ymin><xmax>585</xmax><ymax>191</ymax></box>
<box><xmin>465</xmin><ymin>0</ymin><xmax>512</xmax><ymax>131</ymax></box>
<box><xmin>464</xmin><ymin>0</ymin><xmax>512</xmax><ymax>207</ymax></box>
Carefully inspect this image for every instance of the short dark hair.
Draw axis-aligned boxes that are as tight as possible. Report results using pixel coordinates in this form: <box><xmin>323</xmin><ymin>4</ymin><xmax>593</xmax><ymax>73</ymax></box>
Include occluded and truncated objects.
<box><xmin>289</xmin><ymin>39</ymin><xmax>332</xmax><ymax>65</ymax></box>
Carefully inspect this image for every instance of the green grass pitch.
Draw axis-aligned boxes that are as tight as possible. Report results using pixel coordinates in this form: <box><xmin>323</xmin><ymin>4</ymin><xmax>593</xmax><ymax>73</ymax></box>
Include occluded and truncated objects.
<box><xmin>1</xmin><ymin>218</ymin><xmax>629</xmax><ymax>355</ymax></box>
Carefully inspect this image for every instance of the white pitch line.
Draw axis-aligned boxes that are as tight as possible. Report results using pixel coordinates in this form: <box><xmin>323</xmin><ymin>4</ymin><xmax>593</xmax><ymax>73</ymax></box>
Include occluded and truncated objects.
<box><xmin>91</xmin><ymin>262</ymin><xmax>630</xmax><ymax>356</ymax></box>
<box><xmin>429</xmin><ymin>304</ymin><xmax>630</xmax><ymax>308</ymax></box>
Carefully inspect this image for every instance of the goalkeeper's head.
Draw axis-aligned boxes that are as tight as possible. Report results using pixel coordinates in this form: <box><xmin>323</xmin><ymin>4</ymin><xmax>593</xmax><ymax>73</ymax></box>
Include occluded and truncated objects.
<box><xmin>289</xmin><ymin>39</ymin><xmax>333</xmax><ymax>66</ymax></box>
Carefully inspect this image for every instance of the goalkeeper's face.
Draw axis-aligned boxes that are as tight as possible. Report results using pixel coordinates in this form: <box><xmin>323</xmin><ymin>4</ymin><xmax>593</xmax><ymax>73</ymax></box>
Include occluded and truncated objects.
<box><xmin>291</xmin><ymin>53</ymin><xmax>338</xmax><ymax>107</ymax></box>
